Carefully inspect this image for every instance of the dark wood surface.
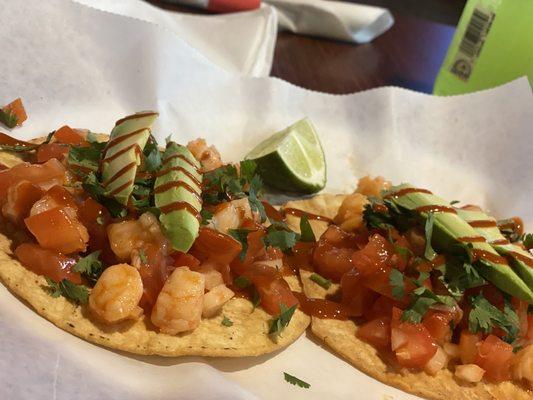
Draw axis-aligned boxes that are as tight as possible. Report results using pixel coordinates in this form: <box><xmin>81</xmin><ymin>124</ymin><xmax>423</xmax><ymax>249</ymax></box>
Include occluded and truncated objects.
<box><xmin>148</xmin><ymin>1</ymin><xmax>457</xmax><ymax>94</ymax></box>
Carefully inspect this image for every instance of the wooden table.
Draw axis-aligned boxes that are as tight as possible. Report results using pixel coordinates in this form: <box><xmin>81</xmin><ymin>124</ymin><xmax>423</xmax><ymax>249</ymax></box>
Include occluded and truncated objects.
<box><xmin>148</xmin><ymin>1</ymin><xmax>456</xmax><ymax>94</ymax></box>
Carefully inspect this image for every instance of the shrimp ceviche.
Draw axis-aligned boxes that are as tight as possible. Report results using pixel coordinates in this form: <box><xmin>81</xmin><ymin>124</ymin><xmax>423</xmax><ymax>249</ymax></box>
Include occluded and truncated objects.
<box><xmin>0</xmin><ymin>107</ymin><xmax>531</xmax><ymax>399</ymax></box>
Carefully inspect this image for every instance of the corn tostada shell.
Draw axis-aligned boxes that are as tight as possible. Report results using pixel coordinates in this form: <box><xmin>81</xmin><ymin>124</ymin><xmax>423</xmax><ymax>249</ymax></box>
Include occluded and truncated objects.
<box><xmin>0</xmin><ymin>135</ymin><xmax>310</xmax><ymax>357</ymax></box>
<box><xmin>287</xmin><ymin>195</ymin><xmax>531</xmax><ymax>400</ymax></box>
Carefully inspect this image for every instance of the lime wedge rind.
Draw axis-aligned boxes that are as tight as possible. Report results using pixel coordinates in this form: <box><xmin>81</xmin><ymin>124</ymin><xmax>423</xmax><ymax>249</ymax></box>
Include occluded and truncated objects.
<box><xmin>246</xmin><ymin>118</ymin><xmax>326</xmax><ymax>194</ymax></box>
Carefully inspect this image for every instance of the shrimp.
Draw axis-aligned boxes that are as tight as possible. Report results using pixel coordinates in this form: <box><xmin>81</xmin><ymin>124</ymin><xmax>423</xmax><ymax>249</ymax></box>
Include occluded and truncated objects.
<box><xmin>333</xmin><ymin>192</ymin><xmax>368</xmax><ymax>232</ymax></box>
<box><xmin>2</xmin><ymin>181</ymin><xmax>43</xmax><ymax>223</ymax></box>
<box><xmin>89</xmin><ymin>263</ymin><xmax>143</xmax><ymax>323</ymax></box>
<box><xmin>202</xmin><ymin>284</ymin><xmax>235</xmax><ymax>318</ymax></box>
<box><xmin>209</xmin><ymin>198</ymin><xmax>254</xmax><ymax>234</ymax></box>
<box><xmin>187</xmin><ymin>138</ymin><xmax>223</xmax><ymax>172</ymax></box>
<box><xmin>512</xmin><ymin>344</ymin><xmax>533</xmax><ymax>389</ymax></box>
<box><xmin>195</xmin><ymin>261</ymin><xmax>225</xmax><ymax>290</ymax></box>
<box><xmin>107</xmin><ymin>212</ymin><xmax>166</xmax><ymax>261</ymax></box>
<box><xmin>355</xmin><ymin>176</ymin><xmax>391</xmax><ymax>198</ymax></box>
<box><xmin>151</xmin><ymin>267</ymin><xmax>205</xmax><ymax>334</ymax></box>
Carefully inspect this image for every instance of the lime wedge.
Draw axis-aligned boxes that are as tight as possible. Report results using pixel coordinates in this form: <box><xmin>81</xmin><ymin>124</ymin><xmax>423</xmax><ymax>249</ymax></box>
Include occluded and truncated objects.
<box><xmin>246</xmin><ymin>118</ymin><xmax>326</xmax><ymax>194</ymax></box>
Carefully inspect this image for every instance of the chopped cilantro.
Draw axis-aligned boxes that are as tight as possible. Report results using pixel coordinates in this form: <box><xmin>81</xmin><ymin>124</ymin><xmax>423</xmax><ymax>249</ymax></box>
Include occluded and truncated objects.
<box><xmin>200</xmin><ymin>209</ymin><xmax>214</xmax><ymax>225</ymax></box>
<box><xmin>394</xmin><ymin>245</ymin><xmax>412</xmax><ymax>263</ymax></box>
<box><xmin>263</xmin><ymin>225</ymin><xmax>297</xmax><ymax>253</ymax></box>
<box><xmin>362</xmin><ymin>199</ymin><xmax>393</xmax><ymax>230</ymax></box>
<box><xmin>228</xmin><ymin>229</ymin><xmax>251</xmax><ymax>261</ymax></box>
<box><xmin>143</xmin><ymin>141</ymin><xmax>162</xmax><ymax>173</ymax></box>
<box><xmin>310</xmin><ymin>273</ymin><xmax>331</xmax><ymax>290</ymax></box>
<box><xmin>0</xmin><ymin>108</ymin><xmax>18</xmax><ymax>128</ymax></box>
<box><xmin>234</xmin><ymin>276</ymin><xmax>251</xmax><ymax>289</ymax></box>
<box><xmin>269</xmin><ymin>303</ymin><xmax>297</xmax><ymax>336</ymax></box>
<box><xmin>437</xmin><ymin>258</ymin><xmax>485</xmax><ymax>299</ymax></box>
<box><xmin>283</xmin><ymin>372</ymin><xmax>310</xmax><ymax>389</ymax></box>
<box><xmin>299</xmin><ymin>215</ymin><xmax>316</xmax><ymax>242</ymax></box>
<box><xmin>68</xmin><ymin>140</ymin><xmax>105</xmax><ymax>173</ymax></box>
<box><xmin>221</xmin><ymin>316</ymin><xmax>233</xmax><ymax>327</ymax></box>
<box><xmin>248</xmin><ymin>175</ymin><xmax>266</xmax><ymax>222</ymax></box>
<box><xmin>82</xmin><ymin>172</ymin><xmax>127</xmax><ymax>218</ymax></box>
<box><xmin>423</xmin><ymin>212</ymin><xmax>437</xmax><ymax>261</ymax></box>
<box><xmin>389</xmin><ymin>268</ymin><xmax>405</xmax><ymax>299</ymax></box>
<box><xmin>521</xmin><ymin>233</ymin><xmax>533</xmax><ymax>250</ymax></box>
<box><xmin>45</xmin><ymin>278</ymin><xmax>89</xmax><ymax>304</ymax></box>
<box><xmin>239</xmin><ymin>159</ymin><xmax>257</xmax><ymax>183</ymax></box>
<box><xmin>469</xmin><ymin>293</ymin><xmax>520</xmax><ymax>342</ymax></box>
<box><xmin>138</xmin><ymin>249</ymin><xmax>148</xmax><ymax>265</ymax></box>
<box><xmin>72</xmin><ymin>251</ymin><xmax>103</xmax><ymax>285</ymax></box>
<box><xmin>450</xmin><ymin>200</ymin><xmax>460</xmax><ymax>205</ymax></box>
<box><xmin>251</xmin><ymin>288</ymin><xmax>261</xmax><ymax>312</ymax></box>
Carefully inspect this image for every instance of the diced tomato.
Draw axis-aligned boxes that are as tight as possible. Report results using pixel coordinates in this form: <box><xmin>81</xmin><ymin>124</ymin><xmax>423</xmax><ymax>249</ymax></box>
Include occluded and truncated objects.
<box><xmin>352</xmin><ymin>234</ymin><xmax>394</xmax><ymax>276</ymax></box>
<box><xmin>243</xmin><ymin>263</ymin><xmax>298</xmax><ymax>315</ymax></box>
<box><xmin>44</xmin><ymin>185</ymin><xmax>79</xmax><ymax>210</ymax></box>
<box><xmin>340</xmin><ymin>267</ymin><xmax>377</xmax><ymax>316</ymax></box>
<box><xmin>138</xmin><ymin>242</ymin><xmax>170</xmax><ymax>311</ymax></box>
<box><xmin>363</xmin><ymin>266</ymin><xmax>393</xmax><ymax>298</ymax></box>
<box><xmin>364</xmin><ymin>295</ymin><xmax>394</xmax><ymax>320</ymax></box>
<box><xmin>36</xmin><ymin>143</ymin><xmax>69</xmax><ymax>163</ymax></box>
<box><xmin>0</xmin><ymin>158</ymin><xmax>65</xmax><ymax>199</ymax></box>
<box><xmin>526</xmin><ymin>314</ymin><xmax>533</xmax><ymax>340</ymax></box>
<box><xmin>512</xmin><ymin>297</ymin><xmax>529</xmax><ymax>338</ymax></box>
<box><xmin>475</xmin><ymin>334</ymin><xmax>513</xmax><ymax>383</ymax></box>
<box><xmin>2</xmin><ymin>98</ymin><xmax>27</xmax><ymax>126</ymax></box>
<box><xmin>77</xmin><ymin>198</ymin><xmax>115</xmax><ymax>264</ymax></box>
<box><xmin>284</xmin><ymin>241</ymin><xmax>315</xmax><ymax>271</ymax></box>
<box><xmin>230</xmin><ymin>229</ymin><xmax>267</xmax><ymax>276</ymax></box>
<box><xmin>459</xmin><ymin>330</ymin><xmax>482</xmax><ymax>364</ymax></box>
<box><xmin>171</xmin><ymin>252</ymin><xmax>200</xmax><ymax>269</ymax></box>
<box><xmin>1</xmin><ymin>181</ymin><xmax>43</xmax><ymax>223</ymax></box>
<box><xmin>391</xmin><ymin>307</ymin><xmax>438</xmax><ymax>369</ymax></box>
<box><xmin>423</xmin><ymin>311</ymin><xmax>453</xmax><ymax>345</ymax></box>
<box><xmin>25</xmin><ymin>207</ymin><xmax>88</xmax><ymax>254</ymax></box>
<box><xmin>53</xmin><ymin>125</ymin><xmax>87</xmax><ymax>146</ymax></box>
<box><xmin>358</xmin><ymin>316</ymin><xmax>391</xmax><ymax>347</ymax></box>
<box><xmin>14</xmin><ymin>243</ymin><xmax>81</xmax><ymax>284</ymax></box>
<box><xmin>312</xmin><ymin>226</ymin><xmax>359</xmax><ymax>281</ymax></box>
<box><xmin>190</xmin><ymin>227</ymin><xmax>242</xmax><ymax>265</ymax></box>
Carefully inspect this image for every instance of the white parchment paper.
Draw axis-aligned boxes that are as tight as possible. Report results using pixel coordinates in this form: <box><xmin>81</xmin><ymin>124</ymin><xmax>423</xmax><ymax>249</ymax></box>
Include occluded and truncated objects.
<box><xmin>1</xmin><ymin>1</ymin><xmax>532</xmax><ymax>399</ymax></box>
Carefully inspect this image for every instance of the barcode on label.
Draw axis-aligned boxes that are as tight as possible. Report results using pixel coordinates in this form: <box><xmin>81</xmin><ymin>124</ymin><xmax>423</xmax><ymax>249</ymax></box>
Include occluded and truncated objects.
<box><xmin>450</xmin><ymin>5</ymin><xmax>495</xmax><ymax>81</ymax></box>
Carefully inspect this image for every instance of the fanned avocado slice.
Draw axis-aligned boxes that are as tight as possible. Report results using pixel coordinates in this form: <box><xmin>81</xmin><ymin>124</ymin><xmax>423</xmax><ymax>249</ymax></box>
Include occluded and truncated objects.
<box><xmin>456</xmin><ymin>208</ymin><xmax>533</xmax><ymax>289</ymax></box>
<box><xmin>155</xmin><ymin>142</ymin><xmax>202</xmax><ymax>252</ymax></box>
<box><xmin>385</xmin><ymin>183</ymin><xmax>533</xmax><ymax>304</ymax></box>
<box><xmin>101</xmin><ymin>111</ymin><xmax>158</xmax><ymax>205</ymax></box>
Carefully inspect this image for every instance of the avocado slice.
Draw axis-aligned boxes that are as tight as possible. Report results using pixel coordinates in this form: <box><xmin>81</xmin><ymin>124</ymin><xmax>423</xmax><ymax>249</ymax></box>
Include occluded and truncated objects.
<box><xmin>386</xmin><ymin>184</ymin><xmax>533</xmax><ymax>304</ymax></box>
<box><xmin>456</xmin><ymin>208</ymin><xmax>533</xmax><ymax>289</ymax></box>
<box><xmin>155</xmin><ymin>142</ymin><xmax>202</xmax><ymax>252</ymax></box>
<box><xmin>101</xmin><ymin>111</ymin><xmax>158</xmax><ymax>204</ymax></box>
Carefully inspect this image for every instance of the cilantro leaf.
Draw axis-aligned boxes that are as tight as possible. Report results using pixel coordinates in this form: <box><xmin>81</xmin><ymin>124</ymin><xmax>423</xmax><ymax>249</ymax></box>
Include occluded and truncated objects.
<box><xmin>401</xmin><ymin>296</ymin><xmax>436</xmax><ymax>323</ymax></box>
<box><xmin>228</xmin><ymin>229</ymin><xmax>251</xmax><ymax>261</ymax></box>
<box><xmin>82</xmin><ymin>172</ymin><xmax>127</xmax><ymax>218</ymax></box>
<box><xmin>424</xmin><ymin>212</ymin><xmax>437</xmax><ymax>261</ymax></box>
<box><xmin>200</xmin><ymin>209</ymin><xmax>213</xmax><ymax>225</ymax></box>
<box><xmin>469</xmin><ymin>293</ymin><xmax>520</xmax><ymax>342</ymax></box>
<box><xmin>221</xmin><ymin>315</ymin><xmax>233</xmax><ymax>327</ymax></box>
<box><xmin>263</xmin><ymin>226</ymin><xmax>297</xmax><ymax>253</ymax></box>
<box><xmin>239</xmin><ymin>159</ymin><xmax>257</xmax><ymax>183</ymax></box>
<box><xmin>251</xmin><ymin>288</ymin><xmax>261</xmax><ymax>312</ymax></box>
<box><xmin>497</xmin><ymin>218</ymin><xmax>522</xmax><ymax>243</ymax></box>
<box><xmin>68</xmin><ymin>140</ymin><xmax>105</xmax><ymax>173</ymax></box>
<box><xmin>389</xmin><ymin>268</ymin><xmax>405</xmax><ymax>299</ymax></box>
<box><xmin>450</xmin><ymin>200</ymin><xmax>460</xmax><ymax>205</ymax></box>
<box><xmin>72</xmin><ymin>251</ymin><xmax>103</xmax><ymax>285</ymax></box>
<box><xmin>394</xmin><ymin>245</ymin><xmax>412</xmax><ymax>263</ymax></box>
<box><xmin>299</xmin><ymin>215</ymin><xmax>316</xmax><ymax>242</ymax></box>
<box><xmin>0</xmin><ymin>108</ymin><xmax>18</xmax><ymax>129</ymax></box>
<box><xmin>310</xmin><ymin>273</ymin><xmax>331</xmax><ymax>290</ymax></box>
<box><xmin>283</xmin><ymin>372</ymin><xmax>310</xmax><ymax>389</ymax></box>
<box><xmin>521</xmin><ymin>233</ymin><xmax>533</xmax><ymax>250</ymax></box>
<box><xmin>362</xmin><ymin>201</ymin><xmax>393</xmax><ymax>230</ymax></box>
<box><xmin>437</xmin><ymin>258</ymin><xmax>485</xmax><ymax>298</ymax></box>
<box><xmin>138</xmin><ymin>249</ymin><xmax>148</xmax><ymax>264</ymax></box>
<box><xmin>269</xmin><ymin>303</ymin><xmax>297</xmax><ymax>336</ymax></box>
<box><xmin>234</xmin><ymin>276</ymin><xmax>251</xmax><ymax>289</ymax></box>
<box><xmin>45</xmin><ymin>278</ymin><xmax>89</xmax><ymax>304</ymax></box>
<box><xmin>248</xmin><ymin>175</ymin><xmax>266</xmax><ymax>222</ymax></box>
<box><xmin>143</xmin><ymin>141</ymin><xmax>162</xmax><ymax>173</ymax></box>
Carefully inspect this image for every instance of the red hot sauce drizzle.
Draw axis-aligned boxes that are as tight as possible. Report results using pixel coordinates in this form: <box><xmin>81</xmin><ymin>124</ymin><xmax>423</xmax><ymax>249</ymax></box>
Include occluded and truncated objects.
<box><xmin>507</xmin><ymin>252</ymin><xmax>533</xmax><ymax>268</ymax></box>
<box><xmin>490</xmin><ymin>239</ymin><xmax>510</xmax><ymax>246</ymax></box>
<box><xmin>469</xmin><ymin>220</ymin><xmax>498</xmax><ymax>228</ymax></box>
<box><xmin>283</xmin><ymin>208</ymin><xmax>333</xmax><ymax>224</ymax></box>
<box><xmin>293</xmin><ymin>292</ymin><xmax>349</xmax><ymax>320</ymax></box>
<box><xmin>159</xmin><ymin>201</ymin><xmax>201</xmax><ymax>222</ymax></box>
<box><xmin>457</xmin><ymin>236</ymin><xmax>487</xmax><ymax>243</ymax></box>
<box><xmin>471</xmin><ymin>249</ymin><xmax>509</xmax><ymax>266</ymax></box>
<box><xmin>415</xmin><ymin>205</ymin><xmax>457</xmax><ymax>214</ymax></box>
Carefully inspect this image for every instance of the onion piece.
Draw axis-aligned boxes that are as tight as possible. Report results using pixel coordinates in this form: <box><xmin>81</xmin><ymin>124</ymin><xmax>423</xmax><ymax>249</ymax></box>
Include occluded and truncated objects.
<box><xmin>443</xmin><ymin>343</ymin><xmax>460</xmax><ymax>359</ymax></box>
<box><xmin>425</xmin><ymin>346</ymin><xmax>448</xmax><ymax>375</ymax></box>
<box><xmin>455</xmin><ymin>364</ymin><xmax>485</xmax><ymax>383</ymax></box>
